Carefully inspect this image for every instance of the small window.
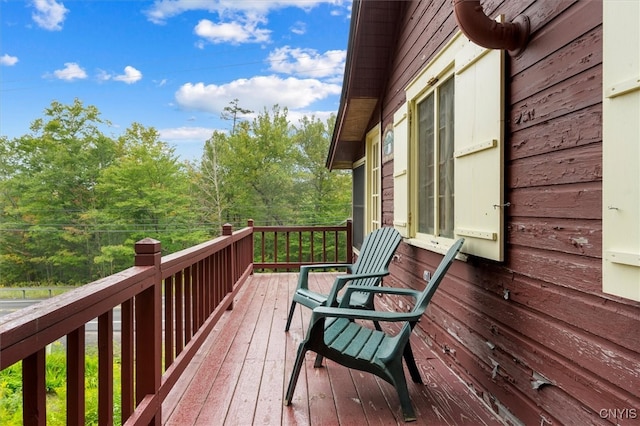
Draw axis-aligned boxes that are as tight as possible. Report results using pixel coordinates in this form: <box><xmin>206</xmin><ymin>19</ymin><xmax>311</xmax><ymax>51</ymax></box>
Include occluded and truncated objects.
<box><xmin>366</xmin><ymin>125</ymin><xmax>381</xmax><ymax>232</ymax></box>
<box><xmin>352</xmin><ymin>161</ymin><xmax>365</xmax><ymax>250</ymax></box>
<box><xmin>394</xmin><ymin>29</ymin><xmax>505</xmax><ymax>260</ymax></box>
<box><xmin>417</xmin><ymin>75</ymin><xmax>455</xmax><ymax>239</ymax></box>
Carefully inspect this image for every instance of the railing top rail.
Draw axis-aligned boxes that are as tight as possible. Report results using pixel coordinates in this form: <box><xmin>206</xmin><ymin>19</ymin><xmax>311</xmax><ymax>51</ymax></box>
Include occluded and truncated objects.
<box><xmin>252</xmin><ymin>224</ymin><xmax>348</xmax><ymax>232</ymax></box>
<box><xmin>0</xmin><ymin>265</ymin><xmax>156</xmax><ymax>368</ymax></box>
<box><xmin>160</xmin><ymin>226</ymin><xmax>253</xmax><ymax>278</ymax></box>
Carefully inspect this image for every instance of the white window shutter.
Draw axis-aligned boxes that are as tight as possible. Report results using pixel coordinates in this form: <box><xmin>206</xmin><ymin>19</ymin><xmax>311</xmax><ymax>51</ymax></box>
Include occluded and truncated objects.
<box><xmin>393</xmin><ymin>102</ymin><xmax>410</xmax><ymax>237</ymax></box>
<box><xmin>454</xmin><ymin>40</ymin><xmax>505</xmax><ymax>261</ymax></box>
<box><xmin>602</xmin><ymin>0</ymin><xmax>640</xmax><ymax>301</ymax></box>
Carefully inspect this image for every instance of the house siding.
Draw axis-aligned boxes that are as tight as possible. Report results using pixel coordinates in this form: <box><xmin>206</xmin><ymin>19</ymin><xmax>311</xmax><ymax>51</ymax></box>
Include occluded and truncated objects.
<box><xmin>378</xmin><ymin>1</ymin><xmax>640</xmax><ymax>424</ymax></box>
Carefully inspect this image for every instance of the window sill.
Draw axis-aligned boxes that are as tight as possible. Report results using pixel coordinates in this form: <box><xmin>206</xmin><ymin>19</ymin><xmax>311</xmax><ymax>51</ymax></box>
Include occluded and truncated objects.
<box><xmin>405</xmin><ymin>238</ymin><xmax>468</xmax><ymax>262</ymax></box>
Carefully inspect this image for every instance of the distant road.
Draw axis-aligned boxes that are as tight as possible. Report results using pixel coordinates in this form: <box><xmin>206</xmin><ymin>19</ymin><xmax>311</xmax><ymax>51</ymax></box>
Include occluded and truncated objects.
<box><xmin>0</xmin><ymin>299</ymin><xmax>122</xmax><ymax>346</ymax></box>
<box><xmin>0</xmin><ymin>298</ymin><xmax>38</xmax><ymax>318</ymax></box>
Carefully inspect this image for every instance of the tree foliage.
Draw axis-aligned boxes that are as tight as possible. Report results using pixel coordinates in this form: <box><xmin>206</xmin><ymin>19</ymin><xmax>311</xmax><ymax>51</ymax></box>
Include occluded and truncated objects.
<box><xmin>0</xmin><ymin>100</ymin><xmax>207</xmax><ymax>284</ymax></box>
<box><xmin>198</xmin><ymin>105</ymin><xmax>351</xmax><ymax>227</ymax></box>
<box><xmin>0</xmin><ymin>99</ymin><xmax>352</xmax><ymax>286</ymax></box>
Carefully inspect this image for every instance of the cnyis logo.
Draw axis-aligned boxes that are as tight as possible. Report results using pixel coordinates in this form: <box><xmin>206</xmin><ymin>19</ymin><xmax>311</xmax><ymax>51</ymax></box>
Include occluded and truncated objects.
<box><xmin>599</xmin><ymin>408</ymin><xmax>638</xmax><ymax>420</ymax></box>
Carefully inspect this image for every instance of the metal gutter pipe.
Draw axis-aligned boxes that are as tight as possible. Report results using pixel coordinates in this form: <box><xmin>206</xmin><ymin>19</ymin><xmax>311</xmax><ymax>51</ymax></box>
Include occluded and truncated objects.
<box><xmin>453</xmin><ymin>0</ymin><xmax>530</xmax><ymax>56</ymax></box>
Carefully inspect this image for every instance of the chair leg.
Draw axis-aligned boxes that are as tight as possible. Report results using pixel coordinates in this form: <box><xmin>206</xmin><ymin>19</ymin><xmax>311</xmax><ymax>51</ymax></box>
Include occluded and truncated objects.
<box><xmin>398</xmin><ymin>383</ymin><xmax>417</xmax><ymax>423</ymax></box>
<box><xmin>284</xmin><ymin>342</ymin><xmax>308</xmax><ymax>405</ymax></box>
<box><xmin>313</xmin><ymin>354</ymin><xmax>324</xmax><ymax>368</ymax></box>
<box><xmin>403</xmin><ymin>342</ymin><xmax>423</xmax><ymax>384</ymax></box>
<box><xmin>389</xmin><ymin>362</ymin><xmax>417</xmax><ymax>422</ymax></box>
<box><xmin>285</xmin><ymin>301</ymin><xmax>297</xmax><ymax>331</ymax></box>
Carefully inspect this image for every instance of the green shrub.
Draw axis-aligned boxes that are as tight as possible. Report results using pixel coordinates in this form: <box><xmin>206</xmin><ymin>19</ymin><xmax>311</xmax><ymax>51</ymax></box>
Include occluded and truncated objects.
<box><xmin>0</xmin><ymin>344</ymin><xmax>122</xmax><ymax>425</ymax></box>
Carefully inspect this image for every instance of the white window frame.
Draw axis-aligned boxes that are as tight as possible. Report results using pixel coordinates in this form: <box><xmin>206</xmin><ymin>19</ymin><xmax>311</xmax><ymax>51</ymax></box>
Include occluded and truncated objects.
<box><xmin>394</xmin><ymin>28</ymin><xmax>506</xmax><ymax>260</ymax></box>
<box><xmin>412</xmin><ymin>69</ymin><xmax>456</xmax><ymax>247</ymax></box>
<box><xmin>366</xmin><ymin>125</ymin><xmax>382</xmax><ymax>233</ymax></box>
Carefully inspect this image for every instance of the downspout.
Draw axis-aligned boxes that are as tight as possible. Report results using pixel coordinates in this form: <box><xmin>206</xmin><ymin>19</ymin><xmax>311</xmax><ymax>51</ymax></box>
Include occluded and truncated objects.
<box><xmin>453</xmin><ymin>0</ymin><xmax>530</xmax><ymax>56</ymax></box>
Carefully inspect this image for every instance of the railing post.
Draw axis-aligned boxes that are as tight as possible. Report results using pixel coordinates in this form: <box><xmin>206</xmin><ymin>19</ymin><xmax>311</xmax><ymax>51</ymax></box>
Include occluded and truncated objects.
<box><xmin>134</xmin><ymin>238</ymin><xmax>162</xmax><ymax>425</ymax></box>
<box><xmin>23</xmin><ymin>349</ymin><xmax>46</xmax><ymax>426</ymax></box>
<box><xmin>248</xmin><ymin>219</ymin><xmax>254</xmax><ymax>275</ymax></box>
<box><xmin>346</xmin><ymin>219</ymin><xmax>354</xmax><ymax>263</ymax></box>
<box><xmin>223</xmin><ymin>224</ymin><xmax>234</xmax><ymax>310</ymax></box>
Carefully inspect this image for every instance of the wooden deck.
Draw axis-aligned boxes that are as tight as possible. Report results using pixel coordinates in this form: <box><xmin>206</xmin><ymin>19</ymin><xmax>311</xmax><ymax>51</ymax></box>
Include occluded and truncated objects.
<box><xmin>162</xmin><ymin>272</ymin><xmax>504</xmax><ymax>425</ymax></box>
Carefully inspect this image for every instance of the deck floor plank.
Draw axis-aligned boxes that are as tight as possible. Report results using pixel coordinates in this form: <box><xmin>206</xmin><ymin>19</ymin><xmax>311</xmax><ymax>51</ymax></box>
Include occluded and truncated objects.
<box><xmin>196</xmin><ymin>275</ymin><xmax>266</xmax><ymax>425</ymax></box>
<box><xmin>164</xmin><ymin>272</ymin><xmax>260</xmax><ymax>425</ymax></box>
<box><xmin>225</xmin><ymin>273</ymin><xmax>278</xmax><ymax>425</ymax></box>
<box><xmin>254</xmin><ymin>274</ymin><xmax>289</xmax><ymax>425</ymax></box>
<box><xmin>163</xmin><ymin>273</ymin><xmax>504</xmax><ymax>426</ymax></box>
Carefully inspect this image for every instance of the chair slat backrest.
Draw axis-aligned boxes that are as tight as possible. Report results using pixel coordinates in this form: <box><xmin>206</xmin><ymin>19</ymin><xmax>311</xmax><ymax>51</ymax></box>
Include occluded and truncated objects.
<box><xmin>350</xmin><ymin>227</ymin><xmax>402</xmax><ymax>287</ymax></box>
<box><xmin>413</xmin><ymin>238</ymin><xmax>465</xmax><ymax>315</ymax></box>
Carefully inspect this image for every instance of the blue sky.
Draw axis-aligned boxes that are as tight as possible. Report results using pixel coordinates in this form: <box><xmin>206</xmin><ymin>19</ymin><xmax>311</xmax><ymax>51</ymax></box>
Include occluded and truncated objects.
<box><xmin>0</xmin><ymin>0</ymin><xmax>351</xmax><ymax>160</ymax></box>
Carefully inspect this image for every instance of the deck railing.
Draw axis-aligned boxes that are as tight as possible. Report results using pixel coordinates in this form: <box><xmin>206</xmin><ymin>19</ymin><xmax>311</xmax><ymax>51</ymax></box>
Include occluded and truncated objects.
<box><xmin>253</xmin><ymin>219</ymin><xmax>353</xmax><ymax>270</ymax></box>
<box><xmin>0</xmin><ymin>220</ymin><xmax>352</xmax><ymax>425</ymax></box>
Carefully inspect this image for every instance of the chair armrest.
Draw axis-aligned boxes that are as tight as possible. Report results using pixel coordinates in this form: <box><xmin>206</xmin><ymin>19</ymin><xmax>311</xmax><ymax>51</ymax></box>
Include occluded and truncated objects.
<box><xmin>296</xmin><ymin>263</ymin><xmax>353</xmax><ymax>290</ymax></box>
<box><xmin>342</xmin><ymin>285</ymin><xmax>421</xmax><ymax>302</ymax></box>
<box><xmin>301</xmin><ymin>263</ymin><xmax>352</xmax><ymax>272</ymax></box>
<box><xmin>311</xmin><ymin>305</ymin><xmax>421</xmax><ymax>324</ymax></box>
<box><xmin>326</xmin><ymin>270</ymin><xmax>390</xmax><ymax>306</ymax></box>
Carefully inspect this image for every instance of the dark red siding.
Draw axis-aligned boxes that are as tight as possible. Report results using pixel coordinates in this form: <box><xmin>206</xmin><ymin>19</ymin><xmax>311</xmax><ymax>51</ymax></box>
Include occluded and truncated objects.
<box><xmin>377</xmin><ymin>1</ymin><xmax>640</xmax><ymax>425</ymax></box>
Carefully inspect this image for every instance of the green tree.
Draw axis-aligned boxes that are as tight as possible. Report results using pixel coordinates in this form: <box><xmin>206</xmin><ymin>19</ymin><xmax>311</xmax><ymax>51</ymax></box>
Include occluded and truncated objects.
<box><xmin>0</xmin><ymin>101</ymin><xmax>210</xmax><ymax>285</ymax></box>
<box><xmin>220</xmin><ymin>98</ymin><xmax>253</xmax><ymax>135</ymax></box>
<box><xmin>94</xmin><ymin>123</ymin><xmax>208</xmax><ymax>262</ymax></box>
<box><xmin>199</xmin><ymin>131</ymin><xmax>228</xmax><ymax>230</ymax></box>
<box><xmin>0</xmin><ymin>99</ymin><xmax>117</xmax><ymax>283</ymax></box>
<box><xmin>210</xmin><ymin>105</ymin><xmax>298</xmax><ymax>225</ymax></box>
<box><xmin>198</xmin><ymin>106</ymin><xmax>351</xmax><ymax>228</ymax></box>
<box><xmin>292</xmin><ymin>115</ymin><xmax>351</xmax><ymax>225</ymax></box>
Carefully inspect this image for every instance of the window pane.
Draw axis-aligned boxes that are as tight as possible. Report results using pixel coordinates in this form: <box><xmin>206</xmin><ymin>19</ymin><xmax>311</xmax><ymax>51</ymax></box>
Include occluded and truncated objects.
<box><xmin>418</xmin><ymin>94</ymin><xmax>435</xmax><ymax>234</ymax></box>
<box><xmin>352</xmin><ymin>164</ymin><xmax>365</xmax><ymax>250</ymax></box>
<box><xmin>438</xmin><ymin>77</ymin><xmax>455</xmax><ymax>238</ymax></box>
<box><xmin>370</xmin><ymin>139</ymin><xmax>380</xmax><ymax>230</ymax></box>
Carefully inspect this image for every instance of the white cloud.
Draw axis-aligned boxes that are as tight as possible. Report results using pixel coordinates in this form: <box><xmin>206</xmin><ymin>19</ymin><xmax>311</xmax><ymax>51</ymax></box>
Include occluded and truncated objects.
<box><xmin>96</xmin><ymin>69</ymin><xmax>111</xmax><ymax>82</ymax></box>
<box><xmin>144</xmin><ymin>0</ymin><xmax>343</xmax><ymax>24</ymax></box>
<box><xmin>50</xmin><ymin>62</ymin><xmax>87</xmax><ymax>81</ymax></box>
<box><xmin>287</xmin><ymin>109</ymin><xmax>335</xmax><ymax>126</ymax></box>
<box><xmin>290</xmin><ymin>21</ymin><xmax>306</xmax><ymax>35</ymax></box>
<box><xmin>0</xmin><ymin>54</ymin><xmax>19</xmax><ymax>66</ymax></box>
<box><xmin>159</xmin><ymin>126</ymin><xmax>217</xmax><ymax>142</ymax></box>
<box><xmin>175</xmin><ymin>75</ymin><xmax>341</xmax><ymax>114</ymax></box>
<box><xmin>97</xmin><ymin>66</ymin><xmax>143</xmax><ymax>84</ymax></box>
<box><xmin>113</xmin><ymin>66</ymin><xmax>143</xmax><ymax>84</ymax></box>
<box><xmin>194</xmin><ymin>19</ymin><xmax>270</xmax><ymax>45</ymax></box>
<box><xmin>31</xmin><ymin>0</ymin><xmax>69</xmax><ymax>31</ymax></box>
<box><xmin>267</xmin><ymin>46</ymin><xmax>345</xmax><ymax>78</ymax></box>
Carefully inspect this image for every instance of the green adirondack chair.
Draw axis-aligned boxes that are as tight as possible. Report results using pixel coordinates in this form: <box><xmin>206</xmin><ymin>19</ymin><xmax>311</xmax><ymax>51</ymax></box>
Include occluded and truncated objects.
<box><xmin>284</xmin><ymin>238</ymin><xmax>465</xmax><ymax>422</ymax></box>
<box><xmin>284</xmin><ymin>226</ymin><xmax>402</xmax><ymax>332</ymax></box>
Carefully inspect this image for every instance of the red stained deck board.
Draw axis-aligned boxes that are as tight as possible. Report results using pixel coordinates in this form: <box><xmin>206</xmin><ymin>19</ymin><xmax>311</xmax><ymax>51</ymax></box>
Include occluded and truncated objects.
<box><xmin>163</xmin><ymin>273</ymin><xmax>504</xmax><ymax>425</ymax></box>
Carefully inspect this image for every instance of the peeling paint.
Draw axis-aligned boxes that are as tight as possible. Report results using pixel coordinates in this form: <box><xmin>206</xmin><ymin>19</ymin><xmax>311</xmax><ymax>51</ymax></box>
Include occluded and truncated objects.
<box><xmin>531</xmin><ymin>371</ymin><xmax>553</xmax><ymax>390</ymax></box>
<box><xmin>571</xmin><ymin>237</ymin><xmax>589</xmax><ymax>245</ymax></box>
<box><xmin>490</xmin><ymin>359</ymin><xmax>500</xmax><ymax>380</ymax></box>
<box><xmin>447</xmin><ymin>328</ymin><xmax>465</xmax><ymax>344</ymax></box>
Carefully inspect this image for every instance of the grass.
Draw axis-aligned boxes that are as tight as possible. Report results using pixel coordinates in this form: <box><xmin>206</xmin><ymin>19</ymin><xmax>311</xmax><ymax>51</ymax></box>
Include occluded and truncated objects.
<box><xmin>0</xmin><ymin>287</ymin><xmax>73</xmax><ymax>300</ymax></box>
<box><xmin>0</xmin><ymin>342</ymin><xmax>122</xmax><ymax>425</ymax></box>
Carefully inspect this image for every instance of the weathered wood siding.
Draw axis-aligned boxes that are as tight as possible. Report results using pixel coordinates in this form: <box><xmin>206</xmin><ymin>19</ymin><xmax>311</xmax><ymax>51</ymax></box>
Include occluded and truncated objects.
<box><xmin>378</xmin><ymin>1</ymin><xmax>640</xmax><ymax>424</ymax></box>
